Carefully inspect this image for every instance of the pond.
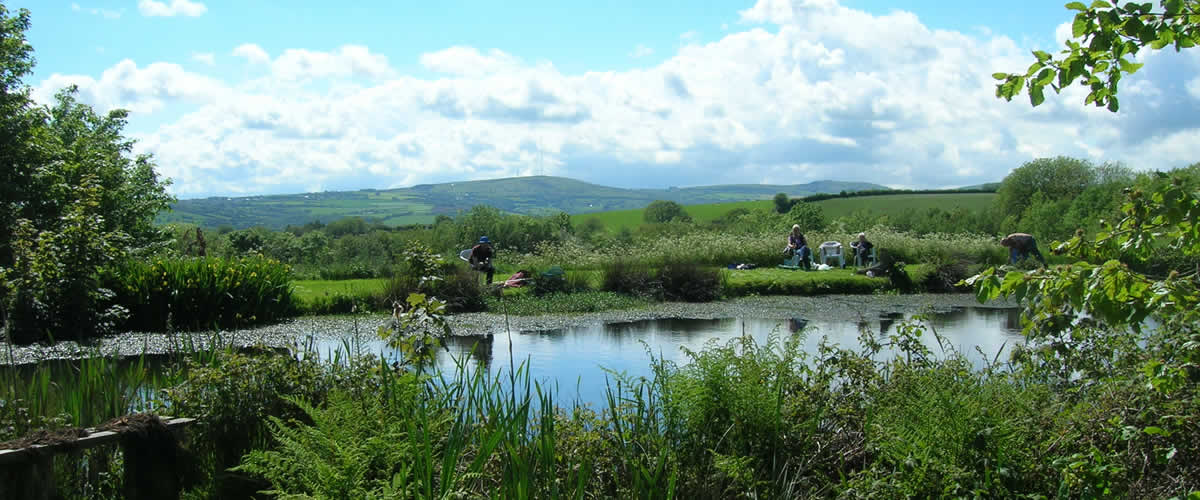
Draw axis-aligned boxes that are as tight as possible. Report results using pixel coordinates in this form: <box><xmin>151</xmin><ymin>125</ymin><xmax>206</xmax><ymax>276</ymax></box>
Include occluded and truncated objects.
<box><xmin>313</xmin><ymin>305</ymin><xmax>1024</xmax><ymax>406</ymax></box>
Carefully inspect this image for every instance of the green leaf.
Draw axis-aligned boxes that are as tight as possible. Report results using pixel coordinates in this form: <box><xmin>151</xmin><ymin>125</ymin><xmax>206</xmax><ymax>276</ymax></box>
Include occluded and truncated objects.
<box><xmin>1142</xmin><ymin>426</ymin><xmax>1167</xmax><ymax>436</ymax></box>
<box><xmin>1065</xmin><ymin>1</ymin><xmax>1088</xmax><ymax>10</ymax></box>
<box><xmin>1072</xmin><ymin>14</ymin><xmax>1090</xmax><ymax>38</ymax></box>
<box><xmin>1118</xmin><ymin>58</ymin><xmax>1144</xmax><ymax>73</ymax></box>
<box><xmin>1089</xmin><ymin>0</ymin><xmax>1112</xmax><ymax>8</ymax></box>
<box><xmin>1033</xmin><ymin>50</ymin><xmax>1052</xmax><ymax>62</ymax></box>
<box><xmin>1031</xmin><ymin>84</ymin><xmax>1046</xmax><ymax>106</ymax></box>
<box><xmin>1164</xmin><ymin>0</ymin><xmax>1182</xmax><ymax>15</ymax></box>
<box><xmin>1107</xmin><ymin>95</ymin><xmax>1120</xmax><ymax>112</ymax></box>
<box><xmin>992</xmin><ymin>72</ymin><xmax>1010</xmax><ymax>80</ymax></box>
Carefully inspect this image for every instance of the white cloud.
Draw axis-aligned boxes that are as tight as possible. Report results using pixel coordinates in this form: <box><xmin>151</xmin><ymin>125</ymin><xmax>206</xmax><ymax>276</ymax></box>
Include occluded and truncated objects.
<box><xmin>192</xmin><ymin>52</ymin><xmax>215</xmax><ymax>66</ymax></box>
<box><xmin>1188</xmin><ymin>78</ymin><xmax>1200</xmax><ymax>101</ymax></box>
<box><xmin>37</xmin><ymin>0</ymin><xmax>1200</xmax><ymax>198</ymax></box>
<box><xmin>420</xmin><ymin>46</ymin><xmax>523</xmax><ymax>77</ymax></box>
<box><xmin>271</xmin><ymin>45</ymin><xmax>393</xmax><ymax>81</ymax></box>
<box><xmin>34</xmin><ymin>60</ymin><xmax>227</xmax><ymax>114</ymax></box>
<box><xmin>232</xmin><ymin>43</ymin><xmax>270</xmax><ymax>65</ymax></box>
<box><xmin>629</xmin><ymin>44</ymin><xmax>654</xmax><ymax>58</ymax></box>
<box><xmin>138</xmin><ymin>0</ymin><xmax>207</xmax><ymax>17</ymax></box>
<box><xmin>71</xmin><ymin>3</ymin><xmax>122</xmax><ymax>19</ymax></box>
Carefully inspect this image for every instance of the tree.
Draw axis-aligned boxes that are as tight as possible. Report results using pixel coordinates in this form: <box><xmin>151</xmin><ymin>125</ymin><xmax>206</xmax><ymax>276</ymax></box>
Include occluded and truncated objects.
<box><xmin>0</xmin><ymin>4</ymin><xmax>174</xmax><ymax>342</ymax></box>
<box><xmin>786</xmin><ymin>201</ymin><xmax>826</xmax><ymax>232</ymax></box>
<box><xmin>995</xmin><ymin>157</ymin><xmax>1096</xmax><ymax>220</ymax></box>
<box><xmin>993</xmin><ymin>0</ymin><xmax>1200</xmax><ymax>111</ymax></box>
<box><xmin>0</xmin><ymin>4</ymin><xmax>43</xmax><ymax>267</ymax></box>
<box><xmin>643</xmin><ymin>200</ymin><xmax>692</xmax><ymax>224</ymax></box>
<box><xmin>773</xmin><ymin>192</ymin><xmax>790</xmax><ymax>214</ymax></box>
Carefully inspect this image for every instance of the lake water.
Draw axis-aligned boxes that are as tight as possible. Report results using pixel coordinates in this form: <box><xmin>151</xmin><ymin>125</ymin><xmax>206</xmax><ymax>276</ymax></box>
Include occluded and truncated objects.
<box><xmin>315</xmin><ymin>306</ymin><xmax>1024</xmax><ymax>406</ymax></box>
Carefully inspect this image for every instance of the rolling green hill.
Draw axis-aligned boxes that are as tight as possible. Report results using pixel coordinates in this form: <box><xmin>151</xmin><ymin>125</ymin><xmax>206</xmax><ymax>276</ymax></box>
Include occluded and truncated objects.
<box><xmin>572</xmin><ymin>193</ymin><xmax>997</xmax><ymax>232</ymax></box>
<box><xmin>158</xmin><ymin>176</ymin><xmax>885</xmax><ymax>229</ymax></box>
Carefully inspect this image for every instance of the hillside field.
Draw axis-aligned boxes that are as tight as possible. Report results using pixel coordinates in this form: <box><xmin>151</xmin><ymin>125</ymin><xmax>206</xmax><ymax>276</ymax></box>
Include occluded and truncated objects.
<box><xmin>571</xmin><ymin>193</ymin><xmax>996</xmax><ymax>232</ymax></box>
<box><xmin>814</xmin><ymin>192</ymin><xmax>995</xmax><ymax>218</ymax></box>
<box><xmin>161</xmin><ymin>175</ymin><xmax>884</xmax><ymax>230</ymax></box>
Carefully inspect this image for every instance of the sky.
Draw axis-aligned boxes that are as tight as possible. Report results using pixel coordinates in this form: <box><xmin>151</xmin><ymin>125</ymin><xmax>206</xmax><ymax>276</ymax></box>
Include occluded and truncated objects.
<box><xmin>13</xmin><ymin>0</ymin><xmax>1200</xmax><ymax>199</ymax></box>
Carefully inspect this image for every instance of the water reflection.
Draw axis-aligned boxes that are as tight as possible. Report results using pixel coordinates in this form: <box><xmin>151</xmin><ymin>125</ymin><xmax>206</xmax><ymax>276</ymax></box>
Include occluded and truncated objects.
<box><xmin>313</xmin><ymin>306</ymin><xmax>1024</xmax><ymax>406</ymax></box>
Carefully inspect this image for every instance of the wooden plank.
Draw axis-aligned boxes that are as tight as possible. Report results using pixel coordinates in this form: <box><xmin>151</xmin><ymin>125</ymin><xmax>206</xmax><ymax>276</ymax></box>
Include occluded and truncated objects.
<box><xmin>0</xmin><ymin>417</ymin><xmax>195</xmax><ymax>466</ymax></box>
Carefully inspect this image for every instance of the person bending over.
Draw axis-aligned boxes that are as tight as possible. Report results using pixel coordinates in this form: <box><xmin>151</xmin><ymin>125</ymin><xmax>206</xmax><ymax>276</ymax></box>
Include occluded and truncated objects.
<box><xmin>470</xmin><ymin>236</ymin><xmax>496</xmax><ymax>284</ymax></box>
<box><xmin>1000</xmin><ymin>232</ymin><xmax>1046</xmax><ymax>266</ymax></box>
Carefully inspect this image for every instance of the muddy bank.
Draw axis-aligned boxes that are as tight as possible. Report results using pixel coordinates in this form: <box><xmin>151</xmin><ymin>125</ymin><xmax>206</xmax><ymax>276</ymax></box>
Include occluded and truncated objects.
<box><xmin>0</xmin><ymin>294</ymin><xmax>1014</xmax><ymax>365</ymax></box>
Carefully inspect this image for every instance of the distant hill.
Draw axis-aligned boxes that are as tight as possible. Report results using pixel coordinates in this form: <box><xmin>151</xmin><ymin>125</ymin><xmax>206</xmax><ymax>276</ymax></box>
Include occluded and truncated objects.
<box><xmin>158</xmin><ymin>176</ymin><xmax>885</xmax><ymax>230</ymax></box>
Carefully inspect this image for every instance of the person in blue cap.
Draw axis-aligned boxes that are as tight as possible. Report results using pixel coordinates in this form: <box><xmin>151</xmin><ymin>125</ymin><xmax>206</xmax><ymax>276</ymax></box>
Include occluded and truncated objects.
<box><xmin>469</xmin><ymin>236</ymin><xmax>495</xmax><ymax>284</ymax></box>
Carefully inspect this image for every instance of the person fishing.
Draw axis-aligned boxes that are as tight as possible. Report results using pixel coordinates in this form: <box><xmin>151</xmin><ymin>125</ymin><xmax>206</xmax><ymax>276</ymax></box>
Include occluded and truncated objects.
<box><xmin>469</xmin><ymin>236</ymin><xmax>496</xmax><ymax>284</ymax></box>
<box><xmin>1000</xmin><ymin>232</ymin><xmax>1046</xmax><ymax>266</ymax></box>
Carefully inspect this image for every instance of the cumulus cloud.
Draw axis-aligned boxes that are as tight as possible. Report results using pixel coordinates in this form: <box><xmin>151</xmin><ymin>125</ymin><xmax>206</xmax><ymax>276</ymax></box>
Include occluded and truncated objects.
<box><xmin>420</xmin><ymin>46</ymin><xmax>523</xmax><ymax>77</ymax></box>
<box><xmin>629</xmin><ymin>44</ymin><xmax>654</xmax><ymax>58</ymax></box>
<box><xmin>232</xmin><ymin>43</ymin><xmax>270</xmax><ymax>65</ymax></box>
<box><xmin>271</xmin><ymin>45</ymin><xmax>393</xmax><ymax>81</ymax></box>
<box><xmin>35</xmin><ymin>0</ymin><xmax>1200</xmax><ymax>198</ymax></box>
<box><xmin>33</xmin><ymin>60</ymin><xmax>227</xmax><ymax>114</ymax></box>
<box><xmin>138</xmin><ymin>0</ymin><xmax>207</xmax><ymax>17</ymax></box>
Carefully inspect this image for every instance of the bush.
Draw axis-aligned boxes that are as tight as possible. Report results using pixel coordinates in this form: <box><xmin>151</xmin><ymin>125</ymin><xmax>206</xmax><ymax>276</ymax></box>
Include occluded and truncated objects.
<box><xmin>2</xmin><ymin>197</ymin><xmax>129</xmax><ymax>344</ymax></box>
<box><xmin>105</xmin><ymin>256</ymin><xmax>298</xmax><ymax>331</ymax></box>
<box><xmin>532</xmin><ymin>266</ymin><xmax>569</xmax><ymax>296</ymax></box>
<box><xmin>658</xmin><ymin>260</ymin><xmax>722</xmax><ymax>302</ymax></box>
<box><xmin>602</xmin><ymin>259</ymin><xmax>662</xmax><ymax>299</ymax></box>
<box><xmin>431</xmin><ymin>265</ymin><xmax>486</xmax><ymax>313</ymax></box>
<box><xmin>164</xmin><ymin>350</ymin><xmax>342</xmax><ymax>495</ymax></box>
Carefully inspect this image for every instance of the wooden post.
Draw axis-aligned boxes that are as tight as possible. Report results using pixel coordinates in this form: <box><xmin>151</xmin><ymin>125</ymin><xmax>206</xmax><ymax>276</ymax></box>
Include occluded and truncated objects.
<box><xmin>0</xmin><ymin>453</ymin><xmax>55</xmax><ymax>500</ymax></box>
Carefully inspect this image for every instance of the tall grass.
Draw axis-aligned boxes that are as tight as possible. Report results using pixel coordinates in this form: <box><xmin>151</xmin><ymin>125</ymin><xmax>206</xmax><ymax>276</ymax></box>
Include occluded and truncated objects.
<box><xmin>105</xmin><ymin>256</ymin><xmax>298</xmax><ymax>331</ymax></box>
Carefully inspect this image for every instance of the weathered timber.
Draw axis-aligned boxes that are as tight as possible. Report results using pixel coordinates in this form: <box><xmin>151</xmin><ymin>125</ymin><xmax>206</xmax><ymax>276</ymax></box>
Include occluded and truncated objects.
<box><xmin>0</xmin><ymin>416</ymin><xmax>195</xmax><ymax>500</ymax></box>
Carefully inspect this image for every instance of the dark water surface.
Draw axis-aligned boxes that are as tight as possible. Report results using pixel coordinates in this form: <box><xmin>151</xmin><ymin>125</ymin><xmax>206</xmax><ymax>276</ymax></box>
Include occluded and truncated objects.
<box><xmin>316</xmin><ymin>306</ymin><xmax>1023</xmax><ymax>406</ymax></box>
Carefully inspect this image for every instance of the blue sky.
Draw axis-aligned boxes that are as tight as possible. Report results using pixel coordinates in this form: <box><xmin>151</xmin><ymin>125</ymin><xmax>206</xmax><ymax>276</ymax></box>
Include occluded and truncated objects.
<box><xmin>15</xmin><ymin>0</ymin><xmax>1200</xmax><ymax>198</ymax></box>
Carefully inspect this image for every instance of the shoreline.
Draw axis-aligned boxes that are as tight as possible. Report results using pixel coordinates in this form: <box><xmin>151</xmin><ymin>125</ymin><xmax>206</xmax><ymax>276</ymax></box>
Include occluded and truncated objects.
<box><xmin>0</xmin><ymin>293</ymin><xmax>1015</xmax><ymax>366</ymax></box>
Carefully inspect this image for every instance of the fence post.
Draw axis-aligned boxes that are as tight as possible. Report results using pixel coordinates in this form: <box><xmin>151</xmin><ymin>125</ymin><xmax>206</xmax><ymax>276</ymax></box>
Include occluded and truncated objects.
<box><xmin>0</xmin><ymin>453</ymin><xmax>55</xmax><ymax>500</ymax></box>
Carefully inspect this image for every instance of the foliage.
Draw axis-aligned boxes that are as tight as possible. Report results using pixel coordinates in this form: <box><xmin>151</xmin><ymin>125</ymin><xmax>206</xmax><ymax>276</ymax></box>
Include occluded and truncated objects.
<box><xmin>0</xmin><ymin>8</ymin><xmax>172</xmax><ymax>342</ymax></box>
<box><xmin>602</xmin><ymin>259</ymin><xmax>663</xmax><ymax>299</ymax></box>
<box><xmin>164</xmin><ymin>350</ymin><xmax>338</xmax><ymax>476</ymax></box>
<box><xmin>658</xmin><ymin>259</ymin><xmax>723</xmax><ymax>302</ymax></box>
<box><xmin>530</xmin><ymin>266</ymin><xmax>569</xmax><ymax>296</ymax></box>
<box><xmin>785</xmin><ymin>201</ymin><xmax>826</xmax><ymax>232</ymax></box>
<box><xmin>2</xmin><ymin>181</ymin><xmax>130</xmax><ymax>344</ymax></box>
<box><xmin>644</xmin><ymin>200</ymin><xmax>693</xmax><ymax>224</ymax></box>
<box><xmin>722</xmin><ymin>266</ymin><xmax>934</xmax><ymax>296</ymax></box>
<box><xmin>105</xmin><ymin>256</ymin><xmax>297</xmax><ymax>331</ymax></box>
<box><xmin>995</xmin><ymin>157</ymin><xmax>1097</xmax><ymax>220</ymax></box>
<box><xmin>994</xmin><ymin>0</ymin><xmax>1200</xmax><ymax>110</ymax></box>
<box><xmin>773</xmin><ymin>192</ymin><xmax>790</xmax><ymax>214</ymax></box>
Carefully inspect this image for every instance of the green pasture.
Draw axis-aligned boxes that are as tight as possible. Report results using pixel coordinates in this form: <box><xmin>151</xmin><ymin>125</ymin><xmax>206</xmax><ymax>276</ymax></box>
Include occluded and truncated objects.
<box><xmin>293</xmin><ymin>278</ymin><xmax>387</xmax><ymax>304</ymax></box>
<box><xmin>812</xmin><ymin>193</ymin><xmax>995</xmax><ymax>218</ymax></box>
<box><xmin>571</xmin><ymin>200</ymin><xmax>772</xmax><ymax>232</ymax></box>
<box><xmin>570</xmin><ymin>193</ymin><xmax>995</xmax><ymax>233</ymax></box>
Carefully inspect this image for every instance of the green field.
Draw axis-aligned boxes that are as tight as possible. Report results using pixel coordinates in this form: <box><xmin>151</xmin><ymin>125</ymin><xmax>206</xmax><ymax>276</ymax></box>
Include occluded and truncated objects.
<box><xmin>571</xmin><ymin>200</ymin><xmax>773</xmax><ymax>232</ymax></box>
<box><xmin>813</xmin><ymin>193</ymin><xmax>995</xmax><ymax>218</ymax></box>
<box><xmin>571</xmin><ymin>193</ymin><xmax>996</xmax><ymax>232</ymax></box>
<box><xmin>293</xmin><ymin>278</ymin><xmax>387</xmax><ymax>304</ymax></box>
